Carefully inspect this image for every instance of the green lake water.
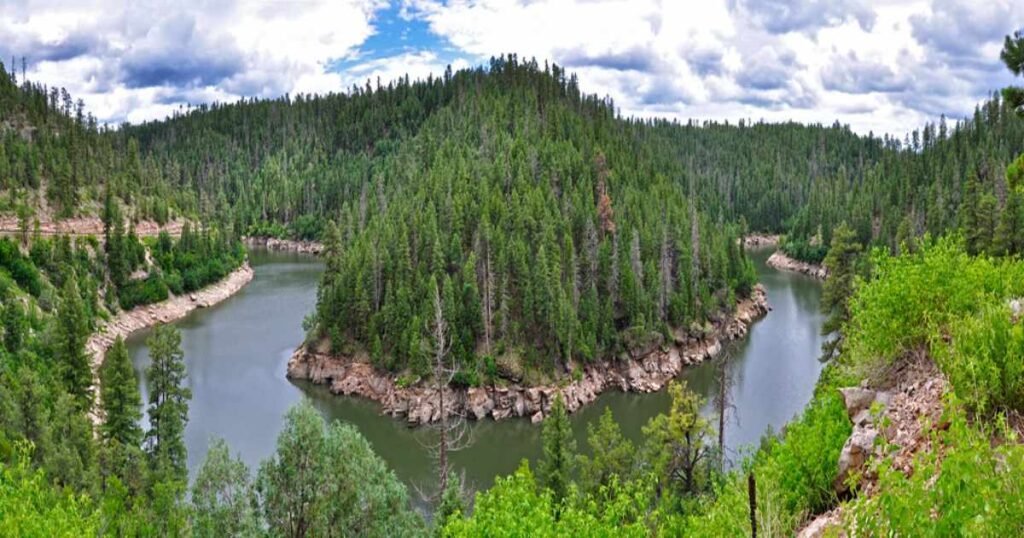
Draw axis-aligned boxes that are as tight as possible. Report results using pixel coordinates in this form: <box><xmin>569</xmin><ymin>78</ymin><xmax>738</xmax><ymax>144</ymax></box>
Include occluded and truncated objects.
<box><xmin>130</xmin><ymin>247</ymin><xmax>824</xmax><ymax>493</ymax></box>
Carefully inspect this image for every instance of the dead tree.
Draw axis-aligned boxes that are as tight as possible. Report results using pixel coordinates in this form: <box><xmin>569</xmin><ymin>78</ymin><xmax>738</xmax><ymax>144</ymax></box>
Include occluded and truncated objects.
<box><xmin>417</xmin><ymin>279</ymin><xmax>473</xmax><ymax>505</ymax></box>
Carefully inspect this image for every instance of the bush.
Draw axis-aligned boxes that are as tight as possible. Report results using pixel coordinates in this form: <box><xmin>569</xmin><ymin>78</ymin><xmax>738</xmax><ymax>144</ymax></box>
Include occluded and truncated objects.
<box><xmin>781</xmin><ymin>238</ymin><xmax>828</xmax><ymax>264</ymax></box>
<box><xmin>843</xmin><ymin>238</ymin><xmax>1024</xmax><ymax>376</ymax></box>
<box><xmin>682</xmin><ymin>390</ymin><xmax>850</xmax><ymax>536</ymax></box>
<box><xmin>118</xmin><ymin>274</ymin><xmax>169</xmax><ymax>310</ymax></box>
<box><xmin>0</xmin><ymin>239</ymin><xmax>42</xmax><ymax>297</ymax></box>
<box><xmin>843</xmin><ymin>402</ymin><xmax>1024</xmax><ymax>535</ymax></box>
<box><xmin>937</xmin><ymin>304</ymin><xmax>1024</xmax><ymax>415</ymax></box>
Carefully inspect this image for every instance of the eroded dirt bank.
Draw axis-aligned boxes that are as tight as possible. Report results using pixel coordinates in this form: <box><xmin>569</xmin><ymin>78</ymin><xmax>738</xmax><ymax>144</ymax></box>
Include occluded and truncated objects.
<box><xmin>288</xmin><ymin>285</ymin><xmax>770</xmax><ymax>425</ymax></box>
<box><xmin>0</xmin><ymin>216</ymin><xmax>187</xmax><ymax>237</ymax></box>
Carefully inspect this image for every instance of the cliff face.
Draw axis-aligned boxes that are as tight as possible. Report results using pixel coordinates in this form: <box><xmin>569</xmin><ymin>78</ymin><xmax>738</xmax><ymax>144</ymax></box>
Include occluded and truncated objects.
<box><xmin>288</xmin><ymin>285</ymin><xmax>770</xmax><ymax>425</ymax></box>
<box><xmin>766</xmin><ymin>251</ymin><xmax>828</xmax><ymax>280</ymax></box>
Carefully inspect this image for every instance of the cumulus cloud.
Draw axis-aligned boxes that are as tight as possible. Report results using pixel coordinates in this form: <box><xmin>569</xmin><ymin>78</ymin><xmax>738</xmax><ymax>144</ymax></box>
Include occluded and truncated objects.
<box><xmin>2</xmin><ymin>0</ymin><xmax>1022</xmax><ymax>135</ymax></box>
<box><xmin>733</xmin><ymin>0</ymin><xmax>876</xmax><ymax>34</ymax></box>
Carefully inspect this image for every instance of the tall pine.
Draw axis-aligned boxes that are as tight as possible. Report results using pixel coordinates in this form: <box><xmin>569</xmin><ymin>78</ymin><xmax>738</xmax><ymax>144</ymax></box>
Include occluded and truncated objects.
<box><xmin>144</xmin><ymin>324</ymin><xmax>191</xmax><ymax>483</ymax></box>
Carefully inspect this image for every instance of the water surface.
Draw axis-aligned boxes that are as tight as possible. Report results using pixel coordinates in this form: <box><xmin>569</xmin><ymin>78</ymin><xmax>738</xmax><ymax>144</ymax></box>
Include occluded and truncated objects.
<box><xmin>130</xmin><ymin>248</ymin><xmax>824</xmax><ymax>491</ymax></box>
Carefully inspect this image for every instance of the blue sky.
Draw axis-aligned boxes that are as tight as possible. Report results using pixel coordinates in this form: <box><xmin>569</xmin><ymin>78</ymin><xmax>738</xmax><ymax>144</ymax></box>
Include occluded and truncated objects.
<box><xmin>2</xmin><ymin>0</ymin><xmax>1021</xmax><ymax>135</ymax></box>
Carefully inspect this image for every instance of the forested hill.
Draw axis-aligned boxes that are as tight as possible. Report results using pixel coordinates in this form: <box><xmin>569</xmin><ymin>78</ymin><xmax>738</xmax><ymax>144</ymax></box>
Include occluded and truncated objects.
<box><xmin>0</xmin><ymin>62</ymin><xmax>182</xmax><ymax>223</ymax></box>
<box><xmin>122</xmin><ymin>56</ymin><xmax>888</xmax><ymax>243</ymax></box>
<box><xmin>6</xmin><ymin>54</ymin><xmax>1024</xmax><ymax>264</ymax></box>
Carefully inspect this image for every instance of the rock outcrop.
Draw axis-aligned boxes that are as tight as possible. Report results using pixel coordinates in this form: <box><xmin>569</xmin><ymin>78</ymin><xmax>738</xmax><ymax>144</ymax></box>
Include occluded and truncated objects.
<box><xmin>288</xmin><ymin>285</ymin><xmax>770</xmax><ymax>425</ymax></box>
<box><xmin>766</xmin><ymin>251</ymin><xmax>827</xmax><ymax>279</ymax></box>
<box><xmin>244</xmin><ymin>236</ymin><xmax>324</xmax><ymax>255</ymax></box>
<box><xmin>797</xmin><ymin>354</ymin><xmax>947</xmax><ymax>536</ymax></box>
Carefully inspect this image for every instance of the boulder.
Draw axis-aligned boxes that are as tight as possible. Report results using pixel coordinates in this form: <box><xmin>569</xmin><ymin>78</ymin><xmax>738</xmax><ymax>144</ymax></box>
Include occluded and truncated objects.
<box><xmin>839</xmin><ymin>387</ymin><xmax>877</xmax><ymax>420</ymax></box>
<box><xmin>834</xmin><ymin>427</ymin><xmax>878</xmax><ymax>494</ymax></box>
<box><xmin>467</xmin><ymin>388</ymin><xmax>494</xmax><ymax>420</ymax></box>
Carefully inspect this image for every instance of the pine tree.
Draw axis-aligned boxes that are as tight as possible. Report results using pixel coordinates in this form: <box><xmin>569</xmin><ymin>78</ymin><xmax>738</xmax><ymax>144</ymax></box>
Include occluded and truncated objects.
<box><xmin>577</xmin><ymin>407</ymin><xmax>634</xmax><ymax>496</ymax></box>
<box><xmin>820</xmin><ymin>223</ymin><xmax>862</xmax><ymax>361</ymax></box>
<box><xmin>3</xmin><ymin>298</ymin><xmax>26</xmax><ymax>354</ymax></box>
<box><xmin>538</xmin><ymin>394</ymin><xmax>576</xmax><ymax>505</ymax></box>
<box><xmin>55</xmin><ymin>272</ymin><xmax>91</xmax><ymax>408</ymax></box>
<box><xmin>144</xmin><ymin>324</ymin><xmax>191</xmax><ymax>483</ymax></box>
<box><xmin>641</xmin><ymin>381</ymin><xmax>711</xmax><ymax>497</ymax></box>
<box><xmin>100</xmin><ymin>336</ymin><xmax>143</xmax><ymax>447</ymax></box>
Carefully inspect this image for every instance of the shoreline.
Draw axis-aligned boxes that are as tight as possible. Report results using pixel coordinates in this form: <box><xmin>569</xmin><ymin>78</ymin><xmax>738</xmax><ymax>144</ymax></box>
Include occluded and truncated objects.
<box><xmin>287</xmin><ymin>284</ymin><xmax>771</xmax><ymax>425</ymax></box>
<box><xmin>766</xmin><ymin>250</ymin><xmax>827</xmax><ymax>280</ymax></box>
<box><xmin>88</xmin><ymin>263</ymin><xmax>255</xmax><ymax>420</ymax></box>
<box><xmin>243</xmin><ymin>236</ymin><xmax>324</xmax><ymax>255</ymax></box>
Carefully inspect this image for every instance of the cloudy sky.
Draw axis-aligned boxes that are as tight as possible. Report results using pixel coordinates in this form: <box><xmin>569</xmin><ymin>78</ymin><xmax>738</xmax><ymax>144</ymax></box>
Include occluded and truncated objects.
<box><xmin>2</xmin><ymin>0</ymin><xmax>1022</xmax><ymax>136</ymax></box>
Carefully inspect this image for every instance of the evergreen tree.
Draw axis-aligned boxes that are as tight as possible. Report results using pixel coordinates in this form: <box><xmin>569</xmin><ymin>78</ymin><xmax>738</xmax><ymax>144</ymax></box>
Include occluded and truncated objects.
<box><xmin>641</xmin><ymin>381</ymin><xmax>711</xmax><ymax>498</ymax></box>
<box><xmin>3</xmin><ymin>298</ymin><xmax>26</xmax><ymax>354</ymax></box>
<box><xmin>99</xmin><ymin>336</ymin><xmax>143</xmax><ymax>448</ymax></box>
<box><xmin>820</xmin><ymin>223</ymin><xmax>862</xmax><ymax>361</ymax></box>
<box><xmin>54</xmin><ymin>272</ymin><xmax>91</xmax><ymax>408</ymax></box>
<box><xmin>577</xmin><ymin>407</ymin><xmax>634</xmax><ymax>496</ymax></box>
<box><xmin>144</xmin><ymin>324</ymin><xmax>191</xmax><ymax>483</ymax></box>
<box><xmin>538</xmin><ymin>394</ymin><xmax>576</xmax><ymax>505</ymax></box>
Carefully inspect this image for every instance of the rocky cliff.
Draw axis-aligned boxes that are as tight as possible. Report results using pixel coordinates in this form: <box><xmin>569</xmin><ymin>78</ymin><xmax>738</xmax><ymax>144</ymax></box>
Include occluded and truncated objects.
<box><xmin>288</xmin><ymin>284</ymin><xmax>770</xmax><ymax>425</ymax></box>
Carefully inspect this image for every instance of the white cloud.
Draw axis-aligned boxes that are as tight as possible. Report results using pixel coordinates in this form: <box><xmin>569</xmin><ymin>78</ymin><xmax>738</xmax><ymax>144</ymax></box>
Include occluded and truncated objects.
<box><xmin>3</xmin><ymin>0</ymin><xmax>1022</xmax><ymax>135</ymax></box>
<box><xmin>407</xmin><ymin>0</ymin><xmax>1022</xmax><ymax>134</ymax></box>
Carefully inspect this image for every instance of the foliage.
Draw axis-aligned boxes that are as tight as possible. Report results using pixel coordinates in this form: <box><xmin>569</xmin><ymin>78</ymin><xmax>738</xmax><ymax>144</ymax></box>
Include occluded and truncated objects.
<box><xmin>843</xmin><ymin>237</ymin><xmax>1024</xmax><ymax>380</ymax></box>
<box><xmin>780</xmin><ymin>237</ymin><xmax>827</xmax><ymax>265</ymax></box>
<box><xmin>681</xmin><ymin>389</ymin><xmax>850</xmax><ymax>536</ymax></box>
<box><xmin>443</xmin><ymin>462</ymin><xmax>653</xmax><ymax>537</ymax></box>
<box><xmin>255</xmin><ymin>400</ymin><xmax>423</xmax><ymax>537</ymax></box>
<box><xmin>843</xmin><ymin>401</ymin><xmax>1024</xmax><ymax>535</ymax></box>
<box><xmin>538</xmin><ymin>394</ymin><xmax>576</xmax><ymax>505</ymax></box>
<box><xmin>0</xmin><ymin>444</ymin><xmax>100</xmax><ymax>537</ymax></box>
<box><xmin>191</xmin><ymin>438</ymin><xmax>260</xmax><ymax>538</ymax></box>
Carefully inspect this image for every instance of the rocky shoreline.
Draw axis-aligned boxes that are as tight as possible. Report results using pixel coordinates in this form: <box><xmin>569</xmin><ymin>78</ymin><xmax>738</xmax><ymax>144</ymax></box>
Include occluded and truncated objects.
<box><xmin>287</xmin><ymin>284</ymin><xmax>771</xmax><ymax>425</ymax></box>
<box><xmin>767</xmin><ymin>250</ymin><xmax>827</xmax><ymax>279</ymax></box>
<box><xmin>244</xmin><ymin>236</ymin><xmax>324</xmax><ymax>255</ymax></box>
<box><xmin>88</xmin><ymin>262</ymin><xmax>254</xmax><ymax>387</ymax></box>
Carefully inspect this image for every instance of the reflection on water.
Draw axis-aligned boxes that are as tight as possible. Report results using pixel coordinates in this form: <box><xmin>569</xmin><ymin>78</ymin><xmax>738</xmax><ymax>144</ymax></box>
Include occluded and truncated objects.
<box><xmin>131</xmin><ymin>248</ymin><xmax>824</xmax><ymax>492</ymax></box>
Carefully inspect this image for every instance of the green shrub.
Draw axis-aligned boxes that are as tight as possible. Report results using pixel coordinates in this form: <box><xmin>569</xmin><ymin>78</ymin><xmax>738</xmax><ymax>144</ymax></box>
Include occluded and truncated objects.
<box><xmin>683</xmin><ymin>390</ymin><xmax>850</xmax><ymax>536</ymax></box>
<box><xmin>118</xmin><ymin>274</ymin><xmax>170</xmax><ymax>310</ymax></box>
<box><xmin>843</xmin><ymin>402</ymin><xmax>1024</xmax><ymax>535</ymax></box>
<box><xmin>937</xmin><ymin>304</ymin><xmax>1024</xmax><ymax>415</ymax></box>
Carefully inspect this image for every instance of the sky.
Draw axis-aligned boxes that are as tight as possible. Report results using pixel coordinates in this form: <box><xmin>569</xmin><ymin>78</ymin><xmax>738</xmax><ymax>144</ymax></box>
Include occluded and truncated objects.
<box><xmin>2</xmin><ymin>0</ymin><xmax>1022</xmax><ymax>136</ymax></box>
